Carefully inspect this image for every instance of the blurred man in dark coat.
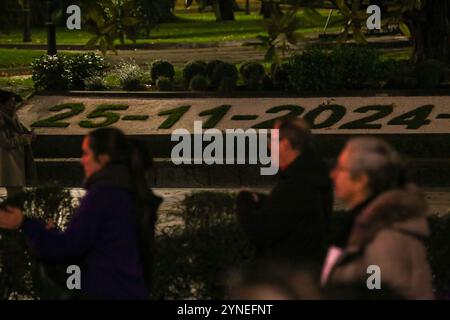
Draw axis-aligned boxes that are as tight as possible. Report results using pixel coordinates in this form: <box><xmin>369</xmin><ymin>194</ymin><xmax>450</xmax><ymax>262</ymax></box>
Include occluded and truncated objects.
<box><xmin>236</xmin><ymin>118</ymin><xmax>332</xmax><ymax>268</ymax></box>
<box><xmin>0</xmin><ymin>90</ymin><xmax>36</xmax><ymax>198</ymax></box>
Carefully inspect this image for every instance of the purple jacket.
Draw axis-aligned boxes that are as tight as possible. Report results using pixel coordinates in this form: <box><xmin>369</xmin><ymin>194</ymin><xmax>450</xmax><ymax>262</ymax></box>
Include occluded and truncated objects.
<box><xmin>22</xmin><ymin>184</ymin><xmax>151</xmax><ymax>299</ymax></box>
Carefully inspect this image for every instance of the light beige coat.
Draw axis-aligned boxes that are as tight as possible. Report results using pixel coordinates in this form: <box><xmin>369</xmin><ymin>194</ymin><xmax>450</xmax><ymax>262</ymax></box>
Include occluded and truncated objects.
<box><xmin>0</xmin><ymin>112</ymin><xmax>30</xmax><ymax>187</ymax></box>
<box><xmin>328</xmin><ymin>185</ymin><xmax>434</xmax><ymax>299</ymax></box>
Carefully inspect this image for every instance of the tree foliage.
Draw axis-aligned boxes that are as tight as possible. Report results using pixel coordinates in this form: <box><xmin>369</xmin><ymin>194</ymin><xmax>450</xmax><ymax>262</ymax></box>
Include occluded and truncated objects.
<box><xmin>81</xmin><ymin>0</ymin><xmax>140</xmax><ymax>55</ymax></box>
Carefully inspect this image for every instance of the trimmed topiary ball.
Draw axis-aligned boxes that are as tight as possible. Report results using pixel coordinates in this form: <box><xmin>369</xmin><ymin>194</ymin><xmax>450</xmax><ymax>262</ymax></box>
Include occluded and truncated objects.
<box><xmin>206</xmin><ymin>60</ymin><xmax>225</xmax><ymax>82</ymax></box>
<box><xmin>239</xmin><ymin>61</ymin><xmax>265</xmax><ymax>90</ymax></box>
<box><xmin>150</xmin><ymin>59</ymin><xmax>175</xmax><ymax>83</ymax></box>
<box><xmin>183</xmin><ymin>60</ymin><xmax>207</xmax><ymax>87</ymax></box>
<box><xmin>189</xmin><ymin>74</ymin><xmax>209</xmax><ymax>91</ymax></box>
<box><xmin>218</xmin><ymin>76</ymin><xmax>236</xmax><ymax>92</ymax></box>
<box><xmin>156</xmin><ymin>76</ymin><xmax>172</xmax><ymax>91</ymax></box>
<box><xmin>210</xmin><ymin>62</ymin><xmax>238</xmax><ymax>88</ymax></box>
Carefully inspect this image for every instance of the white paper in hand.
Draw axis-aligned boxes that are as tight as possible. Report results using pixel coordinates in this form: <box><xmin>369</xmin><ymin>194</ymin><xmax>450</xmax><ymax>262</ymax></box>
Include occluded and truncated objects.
<box><xmin>320</xmin><ymin>246</ymin><xmax>343</xmax><ymax>287</ymax></box>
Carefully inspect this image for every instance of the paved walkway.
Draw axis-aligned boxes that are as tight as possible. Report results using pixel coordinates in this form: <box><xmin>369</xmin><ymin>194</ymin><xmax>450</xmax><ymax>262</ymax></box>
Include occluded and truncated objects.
<box><xmin>0</xmin><ymin>34</ymin><xmax>411</xmax><ymax>75</ymax></box>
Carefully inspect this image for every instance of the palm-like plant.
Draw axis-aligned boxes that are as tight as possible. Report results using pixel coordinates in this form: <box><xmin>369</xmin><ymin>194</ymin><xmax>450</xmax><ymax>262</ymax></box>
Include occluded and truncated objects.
<box><xmin>246</xmin><ymin>5</ymin><xmax>305</xmax><ymax>63</ymax></box>
<box><xmin>83</xmin><ymin>0</ymin><xmax>140</xmax><ymax>54</ymax></box>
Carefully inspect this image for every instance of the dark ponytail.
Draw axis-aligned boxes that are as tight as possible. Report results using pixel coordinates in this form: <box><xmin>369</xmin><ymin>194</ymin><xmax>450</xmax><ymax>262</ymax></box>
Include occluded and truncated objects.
<box><xmin>127</xmin><ymin>139</ymin><xmax>158</xmax><ymax>290</ymax></box>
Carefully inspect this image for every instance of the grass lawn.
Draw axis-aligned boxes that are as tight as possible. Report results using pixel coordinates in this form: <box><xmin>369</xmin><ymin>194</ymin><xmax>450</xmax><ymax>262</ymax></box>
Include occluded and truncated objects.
<box><xmin>0</xmin><ymin>11</ymin><xmax>342</xmax><ymax>45</ymax></box>
<box><xmin>379</xmin><ymin>49</ymin><xmax>412</xmax><ymax>61</ymax></box>
<box><xmin>0</xmin><ymin>49</ymin><xmax>47</xmax><ymax>68</ymax></box>
<box><xmin>0</xmin><ymin>76</ymin><xmax>34</xmax><ymax>98</ymax></box>
<box><xmin>0</xmin><ymin>49</ymin><xmax>78</xmax><ymax>69</ymax></box>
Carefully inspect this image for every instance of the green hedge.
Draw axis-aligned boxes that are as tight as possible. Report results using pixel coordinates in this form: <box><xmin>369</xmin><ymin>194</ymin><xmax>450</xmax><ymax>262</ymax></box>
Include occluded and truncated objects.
<box><xmin>31</xmin><ymin>53</ymin><xmax>107</xmax><ymax>91</ymax></box>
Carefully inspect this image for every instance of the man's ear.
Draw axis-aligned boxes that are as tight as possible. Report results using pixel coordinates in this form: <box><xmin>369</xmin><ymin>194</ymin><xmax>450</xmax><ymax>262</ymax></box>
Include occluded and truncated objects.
<box><xmin>355</xmin><ymin>173</ymin><xmax>369</xmax><ymax>190</ymax></box>
<box><xmin>98</xmin><ymin>154</ymin><xmax>111</xmax><ymax>166</ymax></box>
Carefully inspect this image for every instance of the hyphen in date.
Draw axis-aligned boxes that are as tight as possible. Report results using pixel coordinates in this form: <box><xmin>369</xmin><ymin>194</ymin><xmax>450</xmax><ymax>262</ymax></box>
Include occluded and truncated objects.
<box><xmin>177</xmin><ymin>304</ymin><xmax>273</xmax><ymax>317</ymax></box>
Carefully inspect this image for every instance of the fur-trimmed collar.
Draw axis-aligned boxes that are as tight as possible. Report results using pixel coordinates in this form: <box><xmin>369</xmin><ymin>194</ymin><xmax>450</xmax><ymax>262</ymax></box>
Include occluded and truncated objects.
<box><xmin>346</xmin><ymin>184</ymin><xmax>429</xmax><ymax>251</ymax></box>
<box><xmin>83</xmin><ymin>163</ymin><xmax>132</xmax><ymax>190</ymax></box>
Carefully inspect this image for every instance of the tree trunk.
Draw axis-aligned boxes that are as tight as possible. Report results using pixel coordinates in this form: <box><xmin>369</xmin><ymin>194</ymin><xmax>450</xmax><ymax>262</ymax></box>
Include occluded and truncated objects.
<box><xmin>22</xmin><ymin>0</ymin><xmax>32</xmax><ymax>42</ymax></box>
<box><xmin>215</xmin><ymin>0</ymin><xmax>235</xmax><ymax>21</ymax></box>
<box><xmin>259</xmin><ymin>2</ymin><xmax>282</xmax><ymax>19</ymax></box>
<box><xmin>403</xmin><ymin>0</ymin><xmax>450</xmax><ymax>64</ymax></box>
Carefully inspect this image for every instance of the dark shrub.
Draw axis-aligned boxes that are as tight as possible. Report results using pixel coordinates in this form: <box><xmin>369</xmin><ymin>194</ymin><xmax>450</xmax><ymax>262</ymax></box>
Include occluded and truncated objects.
<box><xmin>0</xmin><ymin>186</ymin><xmax>75</xmax><ymax>299</ymax></box>
<box><xmin>183</xmin><ymin>60</ymin><xmax>207</xmax><ymax>87</ymax></box>
<box><xmin>206</xmin><ymin>60</ymin><xmax>225</xmax><ymax>82</ymax></box>
<box><xmin>84</xmin><ymin>76</ymin><xmax>108</xmax><ymax>91</ymax></box>
<box><xmin>66</xmin><ymin>52</ymin><xmax>107</xmax><ymax>90</ymax></box>
<box><xmin>150</xmin><ymin>59</ymin><xmax>175</xmax><ymax>83</ymax></box>
<box><xmin>189</xmin><ymin>74</ymin><xmax>209</xmax><ymax>91</ymax></box>
<box><xmin>218</xmin><ymin>76</ymin><xmax>236</xmax><ymax>92</ymax></box>
<box><xmin>414</xmin><ymin>59</ymin><xmax>447</xmax><ymax>89</ymax></box>
<box><xmin>116</xmin><ymin>61</ymin><xmax>145</xmax><ymax>91</ymax></box>
<box><xmin>156</xmin><ymin>76</ymin><xmax>172</xmax><ymax>91</ymax></box>
<box><xmin>380</xmin><ymin>59</ymin><xmax>417</xmax><ymax>89</ymax></box>
<box><xmin>151</xmin><ymin>192</ymin><xmax>254</xmax><ymax>299</ymax></box>
<box><xmin>32</xmin><ymin>53</ymin><xmax>107</xmax><ymax>91</ymax></box>
<box><xmin>271</xmin><ymin>62</ymin><xmax>292</xmax><ymax>91</ymax></box>
<box><xmin>239</xmin><ymin>61</ymin><xmax>266</xmax><ymax>90</ymax></box>
<box><xmin>31</xmin><ymin>54</ymin><xmax>71</xmax><ymax>91</ymax></box>
<box><xmin>210</xmin><ymin>62</ymin><xmax>238</xmax><ymax>88</ymax></box>
<box><xmin>427</xmin><ymin>215</ymin><xmax>450</xmax><ymax>298</ymax></box>
<box><xmin>288</xmin><ymin>45</ymin><xmax>381</xmax><ymax>92</ymax></box>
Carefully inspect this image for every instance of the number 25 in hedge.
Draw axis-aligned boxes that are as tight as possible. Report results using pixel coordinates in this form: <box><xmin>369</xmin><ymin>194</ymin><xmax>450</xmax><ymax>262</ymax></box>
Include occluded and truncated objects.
<box><xmin>79</xmin><ymin>104</ymin><xmax>129</xmax><ymax>128</ymax></box>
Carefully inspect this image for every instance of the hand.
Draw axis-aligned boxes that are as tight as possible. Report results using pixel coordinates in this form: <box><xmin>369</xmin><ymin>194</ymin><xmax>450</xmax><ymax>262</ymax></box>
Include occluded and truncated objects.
<box><xmin>45</xmin><ymin>219</ymin><xmax>56</xmax><ymax>230</ymax></box>
<box><xmin>0</xmin><ymin>206</ymin><xmax>24</xmax><ymax>229</ymax></box>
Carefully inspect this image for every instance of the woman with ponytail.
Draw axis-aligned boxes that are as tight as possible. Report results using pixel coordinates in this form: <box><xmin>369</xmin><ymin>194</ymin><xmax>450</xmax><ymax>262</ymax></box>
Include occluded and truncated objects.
<box><xmin>0</xmin><ymin>128</ymin><xmax>162</xmax><ymax>299</ymax></box>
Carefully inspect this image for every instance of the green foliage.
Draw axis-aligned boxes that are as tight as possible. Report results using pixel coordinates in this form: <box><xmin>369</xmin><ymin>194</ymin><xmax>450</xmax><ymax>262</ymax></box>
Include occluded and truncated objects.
<box><xmin>122</xmin><ymin>115</ymin><xmax>149</xmax><ymax>121</ymax></box>
<box><xmin>331</xmin><ymin>45</ymin><xmax>381</xmax><ymax>89</ymax></box>
<box><xmin>218</xmin><ymin>76</ymin><xmax>236</xmax><ymax>92</ymax></box>
<box><xmin>380</xmin><ymin>59</ymin><xmax>417</xmax><ymax>89</ymax></box>
<box><xmin>151</xmin><ymin>191</ymin><xmax>254</xmax><ymax>299</ymax></box>
<box><xmin>65</xmin><ymin>53</ymin><xmax>108</xmax><ymax>90</ymax></box>
<box><xmin>156</xmin><ymin>76</ymin><xmax>172</xmax><ymax>91</ymax></box>
<box><xmin>31</xmin><ymin>103</ymin><xmax>85</xmax><ymax>128</ymax></box>
<box><xmin>246</xmin><ymin>5</ymin><xmax>304</xmax><ymax>63</ymax></box>
<box><xmin>206</xmin><ymin>59</ymin><xmax>224</xmax><ymax>83</ymax></box>
<box><xmin>0</xmin><ymin>185</ymin><xmax>76</xmax><ymax>299</ymax></box>
<box><xmin>135</xmin><ymin>0</ymin><xmax>175</xmax><ymax>38</ymax></box>
<box><xmin>239</xmin><ymin>61</ymin><xmax>266</xmax><ymax>90</ymax></box>
<box><xmin>189</xmin><ymin>74</ymin><xmax>209</xmax><ymax>91</ymax></box>
<box><xmin>4</xmin><ymin>189</ymin><xmax>450</xmax><ymax>299</ymax></box>
<box><xmin>150</xmin><ymin>59</ymin><xmax>175</xmax><ymax>83</ymax></box>
<box><xmin>414</xmin><ymin>59</ymin><xmax>447</xmax><ymax>89</ymax></box>
<box><xmin>31</xmin><ymin>53</ymin><xmax>108</xmax><ymax>91</ymax></box>
<box><xmin>427</xmin><ymin>215</ymin><xmax>450</xmax><ymax>298</ymax></box>
<box><xmin>183</xmin><ymin>60</ymin><xmax>208</xmax><ymax>87</ymax></box>
<box><xmin>270</xmin><ymin>61</ymin><xmax>292</xmax><ymax>91</ymax></box>
<box><xmin>210</xmin><ymin>62</ymin><xmax>238</xmax><ymax>88</ymax></box>
<box><xmin>288</xmin><ymin>45</ymin><xmax>381</xmax><ymax>92</ymax></box>
<box><xmin>379</xmin><ymin>58</ymin><xmax>447</xmax><ymax>89</ymax></box>
<box><xmin>158</xmin><ymin>105</ymin><xmax>191</xmax><ymax>129</ymax></box>
<box><xmin>115</xmin><ymin>60</ymin><xmax>145</xmax><ymax>91</ymax></box>
<box><xmin>79</xmin><ymin>104</ymin><xmax>129</xmax><ymax>128</ymax></box>
<box><xmin>31</xmin><ymin>54</ymin><xmax>71</xmax><ymax>91</ymax></box>
<box><xmin>0</xmin><ymin>0</ymin><xmax>19</xmax><ymax>35</ymax></box>
<box><xmin>84</xmin><ymin>76</ymin><xmax>108</xmax><ymax>91</ymax></box>
<box><xmin>83</xmin><ymin>0</ymin><xmax>140</xmax><ymax>55</ymax></box>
